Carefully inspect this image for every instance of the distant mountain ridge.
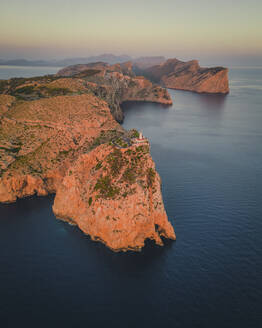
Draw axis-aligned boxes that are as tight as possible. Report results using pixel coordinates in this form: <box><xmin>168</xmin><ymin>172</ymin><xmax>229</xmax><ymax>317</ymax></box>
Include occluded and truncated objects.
<box><xmin>0</xmin><ymin>54</ymin><xmax>133</xmax><ymax>67</ymax></box>
<box><xmin>0</xmin><ymin>54</ymin><xmax>168</xmax><ymax>68</ymax></box>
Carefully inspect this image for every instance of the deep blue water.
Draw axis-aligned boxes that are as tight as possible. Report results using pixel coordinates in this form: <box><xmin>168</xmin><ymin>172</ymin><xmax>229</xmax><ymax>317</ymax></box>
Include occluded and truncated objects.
<box><xmin>0</xmin><ymin>67</ymin><xmax>262</xmax><ymax>328</ymax></box>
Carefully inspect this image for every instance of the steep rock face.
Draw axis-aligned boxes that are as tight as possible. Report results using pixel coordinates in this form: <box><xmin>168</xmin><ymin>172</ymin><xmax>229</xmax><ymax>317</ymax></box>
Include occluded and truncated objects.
<box><xmin>0</xmin><ymin>94</ymin><xmax>121</xmax><ymax>202</ymax></box>
<box><xmin>88</xmin><ymin>72</ymin><xmax>172</xmax><ymax>122</ymax></box>
<box><xmin>0</xmin><ymin>68</ymin><xmax>175</xmax><ymax>251</ymax></box>
<box><xmin>53</xmin><ymin>143</ymin><xmax>175</xmax><ymax>251</ymax></box>
<box><xmin>137</xmin><ymin>58</ymin><xmax>229</xmax><ymax>94</ymax></box>
<box><xmin>56</xmin><ymin>63</ymin><xmax>172</xmax><ymax>122</ymax></box>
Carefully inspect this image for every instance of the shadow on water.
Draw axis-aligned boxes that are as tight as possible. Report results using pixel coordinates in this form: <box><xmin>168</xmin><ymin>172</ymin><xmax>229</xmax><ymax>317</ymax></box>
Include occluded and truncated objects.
<box><xmin>172</xmin><ymin>89</ymin><xmax>228</xmax><ymax>117</ymax></box>
<box><xmin>0</xmin><ymin>193</ymin><xmax>175</xmax><ymax>274</ymax></box>
<box><xmin>0</xmin><ymin>194</ymin><xmax>55</xmax><ymax>218</ymax></box>
<box><xmin>121</xmin><ymin>100</ymin><xmax>171</xmax><ymax>115</ymax></box>
<box><xmin>60</xmin><ymin>217</ymin><xmax>175</xmax><ymax>273</ymax></box>
<box><xmin>193</xmin><ymin>92</ymin><xmax>227</xmax><ymax>110</ymax></box>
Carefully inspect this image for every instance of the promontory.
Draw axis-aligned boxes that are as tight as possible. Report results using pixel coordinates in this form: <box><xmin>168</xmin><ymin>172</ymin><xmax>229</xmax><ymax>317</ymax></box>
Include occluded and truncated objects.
<box><xmin>0</xmin><ymin>62</ymin><xmax>175</xmax><ymax>251</ymax></box>
<box><xmin>133</xmin><ymin>58</ymin><xmax>229</xmax><ymax>94</ymax></box>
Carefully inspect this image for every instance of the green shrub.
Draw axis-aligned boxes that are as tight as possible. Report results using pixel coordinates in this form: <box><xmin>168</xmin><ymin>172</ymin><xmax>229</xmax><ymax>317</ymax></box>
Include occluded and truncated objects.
<box><xmin>131</xmin><ymin>129</ymin><xmax>139</xmax><ymax>138</ymax></box>
<box><xmin>15</xmin><ymin>85</ymin><xmax>35</xmax><ymax>94</ymax></box>
<box><xmin>38</xmin><ymin>86</ymin><xmax>72</xmax><ymax>96</ymax></box>
<box><xmin>107</xmin><ymin>148</ymin><xmax>123</xmax><ymax>176</ymax></box>
<box><xmin>0</xmin><ymin>80</ymin><xmax>8</xmax><ymax>93</ymax></box>
<box><xmin>147</xmin><ymin>168</ymin><xmax>156</xmax><ymax>187</ymax></box>
<box><xmin>122</xmin><ymin>167</ymin><xmax>136</xmax><ymax>184</ymax></box>
<box><xmin>94</xmin><ymin>175</ymin><xmax>120</xmax><ymax>198</ymax></box>
<box><xmin>125</xmin><ymin>149</ymin><xmax>132</xmax><ymax>155</ymax></box>
<box><xmin>95</xmin><ymin>161</ymin><xmax>102</xmax><ymax>170</ymax></box>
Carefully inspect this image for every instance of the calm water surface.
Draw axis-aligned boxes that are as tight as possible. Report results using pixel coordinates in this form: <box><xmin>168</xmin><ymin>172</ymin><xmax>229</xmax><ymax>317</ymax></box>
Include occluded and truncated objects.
<box><xmin>0</xmin><ymin>67</ymin><xmax>261</xmax><ymax>327</ymax></box>
<box><xmin>0</xmin><ymin>65</ymin><xmax>61</xmax><ymax>79</ymax></box>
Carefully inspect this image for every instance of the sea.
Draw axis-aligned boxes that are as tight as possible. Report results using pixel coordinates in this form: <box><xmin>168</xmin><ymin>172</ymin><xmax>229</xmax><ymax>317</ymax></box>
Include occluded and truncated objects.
<box><xmin>0</xmin><ymin>65</ymin><xmax>261</xmax><ymax>328</ymax></box>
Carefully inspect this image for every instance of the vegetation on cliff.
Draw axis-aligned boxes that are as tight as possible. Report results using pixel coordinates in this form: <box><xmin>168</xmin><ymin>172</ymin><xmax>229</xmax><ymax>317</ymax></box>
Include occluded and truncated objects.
<box><xmin>0</xmin><ymin>62</ymin><xmax>175</xmax><ymax>251</ymax></box>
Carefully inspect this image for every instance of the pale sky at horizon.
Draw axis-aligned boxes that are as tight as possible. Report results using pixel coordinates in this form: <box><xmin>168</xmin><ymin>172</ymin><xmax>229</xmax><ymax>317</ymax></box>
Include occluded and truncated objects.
<box><xmin>0</xmin><ymin>0</ymin><xmax>262</xmax><ymax>65</ymax></box>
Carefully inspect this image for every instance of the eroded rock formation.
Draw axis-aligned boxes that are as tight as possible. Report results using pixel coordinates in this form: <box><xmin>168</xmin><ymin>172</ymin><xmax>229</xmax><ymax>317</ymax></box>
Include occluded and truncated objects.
<box><xmin>56</xmin><ymin>62</ymin><xmax>172</xmax><ymax>122</ymax></box>
<box><xmin>53</xmin><ymin>143</ymin><xmax>175</xmax><ymax>251</ymax></box>
<box><xmin>134</xmin><ymin>58</ymin><xmax>229</xmax><ymax>94</ymax></box>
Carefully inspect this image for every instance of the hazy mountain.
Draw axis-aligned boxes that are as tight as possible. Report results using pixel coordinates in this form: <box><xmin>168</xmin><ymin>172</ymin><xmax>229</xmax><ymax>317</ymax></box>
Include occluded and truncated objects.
<box><xmin>0</xmin><ymin>54</ymin><xmax>133</xmax><ymax>67</ymax></box>
<box><xmin>132</xmin><ymin>56</ymin><xmax>166</xmax><ymax>69</ymax></box>
<box><xmin>0</xmin><ymin>59</ymin><xmax>53</xmax><ymax>66</ymax></box>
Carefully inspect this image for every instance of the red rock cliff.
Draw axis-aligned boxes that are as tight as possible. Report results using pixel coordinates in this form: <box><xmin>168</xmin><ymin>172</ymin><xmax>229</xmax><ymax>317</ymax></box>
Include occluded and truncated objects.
<box><xmin>56</xmin><ymin>62</ymin><xmax>172</xmax><ymax>122</ymax></box>
<box><xmin>135</xmin><ymin>58</ymin><xmax>229</xmax><ymax>94</ymax></box>
<box><xmin>53</xmin><ymin>143</ymin><xmax>175</xmax><ymax>251</ymax></box>
<box><xmin>0</xmin><ymin>69</ymin><xmax>175</xmax><ymax>251</ymax></box>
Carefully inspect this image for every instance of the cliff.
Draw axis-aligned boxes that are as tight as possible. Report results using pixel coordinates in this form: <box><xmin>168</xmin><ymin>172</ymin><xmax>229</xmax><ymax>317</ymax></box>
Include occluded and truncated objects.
<box><xmin>134</xmin><ymin>58</ymin><xmax>229</xmax><ymax>94</ymax></box>
<box><xmin>0</xmin><ymin>93</ymin><xmax>120</xmax><ymax>202</ymax></box>
<box><xmin>53</xmin><ymin>142</ymin><xmax>175</xmax><ymax>251</ymax></box>
<box><xmin>56</xmin><ymin>62</ymin><xmax>172</xmax><ymax>122</ymax></box>
<box><xmin>0</xmin><ymin>64</ymin><xmax>175</xmax><ymax>251</ymax></box>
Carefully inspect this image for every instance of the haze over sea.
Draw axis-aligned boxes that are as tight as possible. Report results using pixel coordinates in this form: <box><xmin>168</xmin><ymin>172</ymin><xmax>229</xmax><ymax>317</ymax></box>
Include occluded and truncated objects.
<box><xmin>0</xmin><ymin>65</ymin><xmax>261</xmax><ymax>328</ymax></box>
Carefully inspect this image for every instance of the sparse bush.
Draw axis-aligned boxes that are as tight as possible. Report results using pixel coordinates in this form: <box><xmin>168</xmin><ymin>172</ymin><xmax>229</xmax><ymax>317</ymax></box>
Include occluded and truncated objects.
<box><xmin>122</xmin><ymin>167</ymin><xmax>136</xmax><ymax>184</ymax></box>
<box><xmin>95</xmin><ymin>161</ymin><xmax>102</xmax><ymax>170</ymax></box>
<box><xmin>147</xmin><ymin>168</ymin><xmax>155</xmax><ymax>187</ymax></box>
<box><xmin>94</xmin><ymin>175</ymin><xmax>120</xmax><ymax>198</ymax></box>
<box><xmin>107</xmin><ymin>148</ymin><xmax>123</xmax><ymax>176</ymax></box>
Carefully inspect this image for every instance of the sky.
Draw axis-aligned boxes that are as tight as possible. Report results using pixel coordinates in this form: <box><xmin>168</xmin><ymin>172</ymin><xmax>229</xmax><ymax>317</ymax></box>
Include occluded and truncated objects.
<box><xmin>0</xmin><ymin>0</ymin><xmax>262</xmax><ymax>65</ymax></box>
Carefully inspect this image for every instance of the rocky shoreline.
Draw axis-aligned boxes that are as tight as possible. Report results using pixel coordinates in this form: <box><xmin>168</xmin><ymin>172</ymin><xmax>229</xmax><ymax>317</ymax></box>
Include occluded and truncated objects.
<box><xmin>0</xmin><ymin>62</ymin><xmax>175</xmax><ymax>251</ymax></box>
<box><xmin>133</xmin><ymin>58</ymin><xmax>229</xmax><ymax>94</ymax></box>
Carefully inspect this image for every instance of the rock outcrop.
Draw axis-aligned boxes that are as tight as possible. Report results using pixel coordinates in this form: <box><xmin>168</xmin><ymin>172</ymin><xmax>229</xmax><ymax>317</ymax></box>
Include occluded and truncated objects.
<box><xmin>0</xmin><ymin>94</ymin><xmax>120</xmax><ymax>202</ymax></box>
<box><xmin>56</xmin><ymin>62</ymin><xmax>109</xmax><ymax>77</ymax></box>
<box><xmin>0</xmin><ymin>64</ymin><xmax>175</xmax><ymax>251</ymax></box>
<box><xmin>134</xmin><ymin>58</ymin><xmax>229</xmax><ymax>94</ymax></box>
<box><xmin>53</xmin><ymin>142</ymin><xmax>175</xmax><ymax>251</ymax></box>
<box><xmin>56</xmin><ymin>62</ymin><xmax>172</xmax><ymax>122</ymax></box>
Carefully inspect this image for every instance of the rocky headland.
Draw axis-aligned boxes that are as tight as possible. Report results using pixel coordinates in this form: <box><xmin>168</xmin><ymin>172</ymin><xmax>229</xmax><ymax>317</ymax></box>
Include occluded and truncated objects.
<box><xmin>56</xmin><ymin>61</ymin><xmax>172</xmax><ymax>122</ymax></box>
<box><xmin>134</xmin><ymin>58</ymin><xmax>229</xmax><ymax>94</ymax></box>
<box><xmin>0</xmin><ymin>63</ymin><xmax>175</xmax><ymax>251</ymax></box>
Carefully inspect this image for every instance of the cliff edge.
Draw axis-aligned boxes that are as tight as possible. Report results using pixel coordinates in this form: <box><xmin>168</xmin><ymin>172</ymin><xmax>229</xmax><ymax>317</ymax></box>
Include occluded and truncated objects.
<box><xmin>134</xmin><ymin>58</ymin><xmax>229</xmax><ymax>94</ymax></box>
<box><xmin>56</xmin><ymin>62</ymin><xmax>172</xmax><ymax>122</ymax></box>
<box><xmin>0</xmin><ymin>64</ymin><xmax>175</xmax><ymax>251</ymax></box>
<box><xmin>53</xmin><ymin>141</ymin><xmax>175</xmax><ymax>251</ymax></box>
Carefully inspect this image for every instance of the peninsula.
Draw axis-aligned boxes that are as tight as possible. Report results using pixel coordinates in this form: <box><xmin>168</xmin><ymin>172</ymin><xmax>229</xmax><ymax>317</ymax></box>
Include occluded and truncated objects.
<box><xmin>0</xmin><ymin>63</ymin><xmax>175</xmax><ymax>251</ymax></box>
<box><xmin>134</xmin><ymin>58</ymin><xmax>229</xmax><ymax>94</ymax></box>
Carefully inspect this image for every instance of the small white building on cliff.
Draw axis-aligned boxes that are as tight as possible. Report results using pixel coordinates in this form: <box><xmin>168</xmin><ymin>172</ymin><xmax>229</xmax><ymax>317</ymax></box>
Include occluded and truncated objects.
<box><xmin>132</xmin><ymin>131</ymin><xmax>149</xmax><ymax>146</ymax></box>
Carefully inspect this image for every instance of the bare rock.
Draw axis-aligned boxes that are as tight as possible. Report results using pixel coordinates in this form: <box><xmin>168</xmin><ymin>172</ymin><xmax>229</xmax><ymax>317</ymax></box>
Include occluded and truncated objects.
<box><xmin>136</xmin><ymin>58</ymin><xmax>229</xmax><ymax>94</ymax></box>
<box><xmin>53</xmin><ymin>143</ymin><xmax>175</xmax><ymax>251</ymax></box>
